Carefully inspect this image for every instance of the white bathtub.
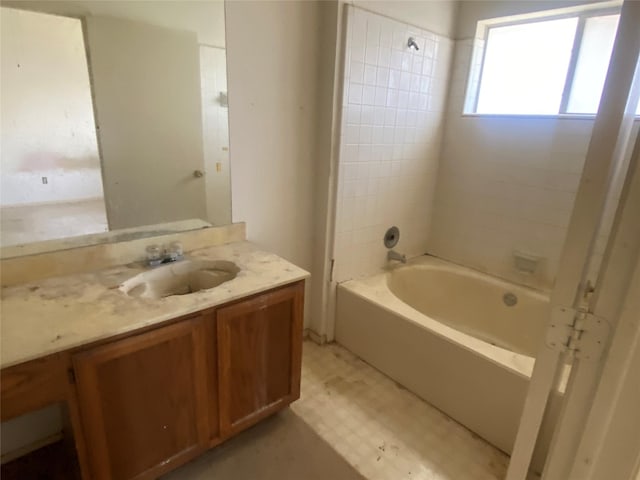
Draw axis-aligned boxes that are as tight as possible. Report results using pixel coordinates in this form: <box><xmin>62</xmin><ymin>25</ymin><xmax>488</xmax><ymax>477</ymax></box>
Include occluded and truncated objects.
<box><xmin>335</xmin><ymin>255</ymin><xmax>565</xmax><ymax>472</ymax></box>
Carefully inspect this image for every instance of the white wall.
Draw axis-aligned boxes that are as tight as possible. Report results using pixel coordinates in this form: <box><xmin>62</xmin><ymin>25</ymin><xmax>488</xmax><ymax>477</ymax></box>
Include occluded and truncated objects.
<box><xmin>0</xmin><ymin>7</ymin><xmax>104</xmax><ymax>207</ymax></box>
<box><xmin>333</xmin><ymin>6</ymin><xmax>453</xmax><ymax>282</ymax></box>
<box><xmin>427</xmin><ymin>1</ymin><xmax>632</xmax><ymax>289</ymax></box>
<box><xmin>429</xmin><ymin>38</ymin><xmax>593</xmax><ymax>288</ymax></box>
<box><xmin>227</xmin><ymin>1</ymin><xmax>332</xmax><ymax>328</ymax></box>
<box><xmin>200</xmin><ymin>46</ymin><xmax>231</xmax><ymax>226</ymax></box>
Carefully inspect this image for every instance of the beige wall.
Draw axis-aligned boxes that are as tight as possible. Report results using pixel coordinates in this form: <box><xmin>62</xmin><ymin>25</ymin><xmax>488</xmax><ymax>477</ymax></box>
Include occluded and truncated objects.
<box><xmin>0</xmin><ymin>7</ymin><xmax>103</xmax><ymax>207</ymax></box>
<box><xmin>1</xmin><ymin>0</ymin><xmax>225</xmax><ymax>47</ymax></box>
<box><xmin>351</xmin><ymin>0</ymin><xmax>458</xmax><ymax>38</ymax></box>
<box><xmin>227</xmin><ymin>1</ymin><xmax>338</xmax><ymax>329</ymax></box>
<box><xmin>1</xmin><ymin>1</ymin><xmax>230</xmax><ymax>228</ymax></box>
<box><xmin>308</xmin><ymin>1</ymin><xmax>342</xmax><ymax>338</ymax></box>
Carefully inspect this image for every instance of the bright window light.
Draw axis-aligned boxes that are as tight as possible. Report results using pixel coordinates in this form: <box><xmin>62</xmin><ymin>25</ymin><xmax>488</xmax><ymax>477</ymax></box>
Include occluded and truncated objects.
<box><xmin>470</xmin><ymin>9</ymin><xmax>634</xmax><ymax>116</ymax></box>
<box><xmin>567</xmin><ymin>15</ymin><xmax>620</xmax><ymax>114</ymax></box>
<box><xmin>476</xmin><ymin>18</ymin><xmax>578</xmax><ymax>115</ymax></box>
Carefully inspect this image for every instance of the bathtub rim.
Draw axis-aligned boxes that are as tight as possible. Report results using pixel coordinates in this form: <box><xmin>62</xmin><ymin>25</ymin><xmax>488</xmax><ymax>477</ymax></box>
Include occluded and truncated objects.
<box><xmin>338</xmin><ymin>255</ymin><xmax>568</xmax><ymax>392</ymax></box>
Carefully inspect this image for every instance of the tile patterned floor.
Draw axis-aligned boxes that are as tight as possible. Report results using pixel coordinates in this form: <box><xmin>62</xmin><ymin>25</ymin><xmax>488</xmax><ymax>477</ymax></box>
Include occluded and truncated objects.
<box><xmin>292</xmin><ymin>341</ymin><xmax>510</xmax><ymax>480</ymax></box>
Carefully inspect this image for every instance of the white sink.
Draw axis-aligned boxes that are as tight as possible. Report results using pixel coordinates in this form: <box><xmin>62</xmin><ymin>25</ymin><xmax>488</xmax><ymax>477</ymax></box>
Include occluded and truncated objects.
<box><xmin>120</xmin><ymin>259</ymin><xmax>240</xmax><ymax>299</ymax></box>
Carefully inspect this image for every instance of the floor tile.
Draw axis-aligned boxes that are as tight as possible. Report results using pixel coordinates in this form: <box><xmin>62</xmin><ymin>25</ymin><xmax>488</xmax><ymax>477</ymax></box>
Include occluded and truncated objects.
<box><xmin>292</xmin><ymin>341</ymin><xmax>510</xmax><ymax>480</ymax></box>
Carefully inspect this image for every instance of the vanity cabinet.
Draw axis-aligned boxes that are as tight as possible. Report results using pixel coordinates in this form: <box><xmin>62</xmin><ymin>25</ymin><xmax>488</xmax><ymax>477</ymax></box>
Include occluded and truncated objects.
<box><xmin>72</xmin><ymin>318</ymin><xmax>209</xmax><ymax>480</ymax></box>
<box><xmin>217</xmin><ymin>282</ymin><xmax>304</xmax><ymax>436</ymax></box>
<box><xmin>61</xmin><ymin>280</ymin><xmax>304</xmax><ymax>480</ymax></box>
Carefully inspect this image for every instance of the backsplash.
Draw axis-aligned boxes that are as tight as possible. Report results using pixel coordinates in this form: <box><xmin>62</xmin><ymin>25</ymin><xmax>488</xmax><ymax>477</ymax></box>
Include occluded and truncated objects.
<box><xmin>0</xmin><ymin>223</ymin><xmax>246</xmax><ymax>287</ymax></box>
<box><xmin>333</xmin><ymin>6</ymin><xmax>453</xmax><ymax>282</ymax></box>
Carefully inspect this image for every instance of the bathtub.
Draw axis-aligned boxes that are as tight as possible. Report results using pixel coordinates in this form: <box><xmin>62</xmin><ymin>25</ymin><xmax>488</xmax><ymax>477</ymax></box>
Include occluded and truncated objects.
<box><xmin>335</xmin><ymin>255</ymin><xmax>565</xmax><ymax>472</ymax></box>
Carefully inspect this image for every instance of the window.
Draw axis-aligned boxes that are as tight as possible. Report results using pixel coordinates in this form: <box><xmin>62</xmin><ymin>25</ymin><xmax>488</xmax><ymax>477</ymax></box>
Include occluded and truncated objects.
<box><xmin>566</xmin><ymin>14</ymin><xmax>619</xmax><ymax>113</ymax></box>
<box><xmin>469</xmin><ymin>8</ymin><xmax>639</xmax><ymax>116</ymax></box>
<box><xmin>476</xmin><ymin>18</ymin><xmax>578</xmax><ymax>115</ymax></box>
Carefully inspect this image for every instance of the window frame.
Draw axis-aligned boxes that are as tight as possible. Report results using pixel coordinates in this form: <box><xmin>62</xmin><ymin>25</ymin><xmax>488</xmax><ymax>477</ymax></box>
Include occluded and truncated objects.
<box><xmin>470</xmin><ymin>6</ymin><xmax>623</xmax><ymax>117</ymax></box>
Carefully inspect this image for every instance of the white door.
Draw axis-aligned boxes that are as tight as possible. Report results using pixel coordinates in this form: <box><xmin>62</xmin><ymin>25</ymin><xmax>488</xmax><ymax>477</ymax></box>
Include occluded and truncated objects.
<box><xmin>86</xmin><ymin>16</ymin><xmax>207</xmax><ymax>230</ymax></box>
<box><xmin>506</xmin><ymin>2</ymin><xmax>640</xmax><ymax>479</ymax></box>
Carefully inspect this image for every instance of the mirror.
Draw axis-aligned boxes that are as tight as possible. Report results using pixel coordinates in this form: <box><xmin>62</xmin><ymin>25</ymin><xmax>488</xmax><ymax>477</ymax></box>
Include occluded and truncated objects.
<box><xmin>0</xmin><ymin>0</ymin><xmax>230</xmax><ymax>250</ymax></box>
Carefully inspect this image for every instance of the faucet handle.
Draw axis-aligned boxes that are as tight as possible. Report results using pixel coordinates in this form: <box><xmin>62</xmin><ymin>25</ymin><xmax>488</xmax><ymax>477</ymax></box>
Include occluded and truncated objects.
<box><xmin>168</xmin><ymin>242</ymin><xmax>184</xmax><ymax>261</ymax></box>
<box><xmin>146</xmin><ymin>244</ymin><xmax>162</xmax><ymax>266</ymax></box>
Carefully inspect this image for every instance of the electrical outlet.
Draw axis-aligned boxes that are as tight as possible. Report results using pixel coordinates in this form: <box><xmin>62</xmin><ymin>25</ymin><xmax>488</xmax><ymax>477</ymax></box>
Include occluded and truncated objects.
<box><xmin>42</xmin><ymin>177</ymin><xmax>48</xmax><ymax>184</ymax></box>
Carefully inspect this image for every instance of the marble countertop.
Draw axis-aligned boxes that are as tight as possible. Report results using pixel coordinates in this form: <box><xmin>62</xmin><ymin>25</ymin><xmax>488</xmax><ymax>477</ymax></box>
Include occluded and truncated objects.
<box><xmin>1</xmin><ymin>241</ymin><xmax>309</xmax><ymax>369</ymax></box>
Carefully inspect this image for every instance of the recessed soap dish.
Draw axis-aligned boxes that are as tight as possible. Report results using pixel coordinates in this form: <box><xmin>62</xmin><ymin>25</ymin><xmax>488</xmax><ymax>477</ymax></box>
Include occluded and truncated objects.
<box><xmin>513</xmin><ymin>250</ymin><xmax>540</xmax><ymax>275</ymax></box>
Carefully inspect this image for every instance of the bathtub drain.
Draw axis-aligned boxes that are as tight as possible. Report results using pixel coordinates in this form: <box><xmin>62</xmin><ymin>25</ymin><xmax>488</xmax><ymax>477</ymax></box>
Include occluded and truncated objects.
<box><xmin>503</xmin><ymin>292</ymin><xmax>518</xmax><ymax>307</ymax></box>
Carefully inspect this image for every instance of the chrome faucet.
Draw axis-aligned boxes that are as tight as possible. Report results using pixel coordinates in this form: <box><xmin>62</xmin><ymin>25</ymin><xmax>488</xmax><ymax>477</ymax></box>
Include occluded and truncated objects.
<box><xmin>387</xmin><ymin>249</ymin><xmax>407</xmax><ymax>264</ymax></box>
<box><xmin>146</xmin><ymin>242</ymin><xmax>184</xmax><ymax>267</ymax></box>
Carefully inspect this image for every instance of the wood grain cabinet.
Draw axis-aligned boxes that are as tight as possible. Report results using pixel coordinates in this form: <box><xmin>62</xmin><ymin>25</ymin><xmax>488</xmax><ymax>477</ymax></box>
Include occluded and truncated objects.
<box><xmin>217</xmin><ymin>281</ymin><xmax>304</xmax><ymax>436</ymax></box>
<box><xmin>68</xmin><ymin>281</ymin><xmax>304</xmax><ymax>480</ymax></box>
<box><xmin>72</xmin><ymin>318</ymin><xmax>209</xmax><ymax>480</ymax></box>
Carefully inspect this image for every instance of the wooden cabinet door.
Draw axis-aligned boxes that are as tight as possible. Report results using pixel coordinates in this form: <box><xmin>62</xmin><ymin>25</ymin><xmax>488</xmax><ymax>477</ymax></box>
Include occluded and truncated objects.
<box><xmin>217</xmin><ymin>282</ymin><xmax>304</xmax><ymax>436</ymax></box>
<box><xmin>73</xmin><ymin>318</ymin><xmax>208</xmax><ymax>480</ymax></box>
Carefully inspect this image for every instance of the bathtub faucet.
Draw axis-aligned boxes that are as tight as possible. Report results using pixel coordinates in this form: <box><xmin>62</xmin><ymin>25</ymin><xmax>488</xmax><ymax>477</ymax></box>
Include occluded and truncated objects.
<box><xmin>387</xmin><ymin>250</ymin><xmax>407</xmax><ymax>264</ymax></box>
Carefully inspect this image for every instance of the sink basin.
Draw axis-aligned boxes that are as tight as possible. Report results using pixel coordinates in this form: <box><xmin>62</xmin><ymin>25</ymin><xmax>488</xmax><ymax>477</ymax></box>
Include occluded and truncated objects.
<box><xmin>120</xmin><ymin>259</ymin><xmax>240</xmax><ymax>299</ymax></box>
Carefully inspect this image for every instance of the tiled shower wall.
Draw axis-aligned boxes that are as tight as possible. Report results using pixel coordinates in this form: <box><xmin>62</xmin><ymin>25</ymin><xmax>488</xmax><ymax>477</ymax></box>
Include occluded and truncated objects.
<box><xmin>334</xmin><ymin>6</ymin><xmax>453</xmax><ymax>282</ymax></box>
<box><xmin>428</xmin><ymin>39</ymin><xmax>638</xmax><ymax>289</ymax></box>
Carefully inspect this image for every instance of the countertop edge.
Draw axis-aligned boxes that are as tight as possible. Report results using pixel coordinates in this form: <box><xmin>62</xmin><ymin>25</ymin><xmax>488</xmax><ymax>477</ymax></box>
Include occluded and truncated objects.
<box><xmin>1</xmin><ymin>272</ymin><xmax>309</xmax><ymax>370</ymax></box>
<box><xmin>1</xmin><ymin>241</ymin><xmax>310</xmax><ymax>369</ymax></box>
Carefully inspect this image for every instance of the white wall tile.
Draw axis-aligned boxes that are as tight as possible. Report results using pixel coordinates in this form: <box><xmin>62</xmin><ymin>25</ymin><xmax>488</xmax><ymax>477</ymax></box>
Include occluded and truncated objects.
<box><xmin>334</xmin><ymin>6</ymin><xmax>451</xmax><ymax>282</ymax></box>
<box><xmin>374</xmin><ymin>86</ymin><xmax>386</xmax><ymax>106</ymax></box>
<box><xmin>386</xmin><ymin>89</ymin><xmax>399</xmax><ymax>108</ymax></box>
<box><xmin>352</xmin><ymin>45</ymin><xmax>365</xmax><ymax>64</ymax></box>
<box><xmin>390</xmin><ymin>50</ymin><xmax>403</xmax><ymax>70</ymax></box>
<box><xmin>350</xmin><ymin>61</ymin><xmax>364</xmax><ymax>83</ymax></box>
<box><xmin>365</xmin><ymin>45</ymin><xmax>379</xmax><ymax>65</ymax></box>
<box><xmin>376</xmin><ymin>67</ymin><xmax>390</xmax><ymax>88</ymax></box>
<box><xmin>345</xmin><ymin>105</ymin><xmax>360</xmax><ymax>124</ymax></box>
<box><xmin>361</xmin><ymin>105</ymin><xmax>375</xmax><ymax>125</ymax></box>
<box><xmin>426</xmin><ymin>39</ymin><xmax>602</xmax><ymax>289</ymax></box>
<box><xmin>378</xmin><ymin>47</ymin><xmax>392</xmax><ymax>68</ymax></box>
<box><xmin>348</xmin><ymin>83</ymin><xmax>363</xmax><ymax>105</ymax></box>
<box><xmin>362</xmin><ymin>85</ymin><xmax>375</xmax><ymax>105</ymax></box>
<box><xmin>340</xmin><ymin>13</ymin><xmax>626</xmax><ymax>290</ymax></box>
<box><xmin>364</xmin><ymin>64</ymin><xmax>377</xmax><ymax>86</ymax></box>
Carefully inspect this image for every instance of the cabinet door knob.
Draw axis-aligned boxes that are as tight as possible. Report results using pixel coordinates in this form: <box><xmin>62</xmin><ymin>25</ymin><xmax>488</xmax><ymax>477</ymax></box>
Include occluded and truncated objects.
<box><xmin>193</xmin><ymin>170</ymin><xmax>204</xmax><ymax>178</ymax></box>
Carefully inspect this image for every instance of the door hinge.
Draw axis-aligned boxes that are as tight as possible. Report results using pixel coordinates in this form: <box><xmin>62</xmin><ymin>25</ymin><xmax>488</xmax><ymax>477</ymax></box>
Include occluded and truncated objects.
<box><xmin>546</xmin><ymin>306</ymin><xmax>610</xmax><ymax>361</ymax></box>
<box><xmin>67</xmin><ymin>368</ymin><xmax>76</xmax><ymax>384</ymax></box>
<box><xmin>329</xmin><ymin>258</ymin><xmax>335</xmax><ymax>283</ymax></box>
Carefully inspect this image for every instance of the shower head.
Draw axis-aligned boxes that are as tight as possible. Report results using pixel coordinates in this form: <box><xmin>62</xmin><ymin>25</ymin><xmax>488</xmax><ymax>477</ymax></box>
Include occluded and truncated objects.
<box><xmin>407</xmin><ymin>37</ymin><xmax>419</xmax><ymax>51</ymax></box>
